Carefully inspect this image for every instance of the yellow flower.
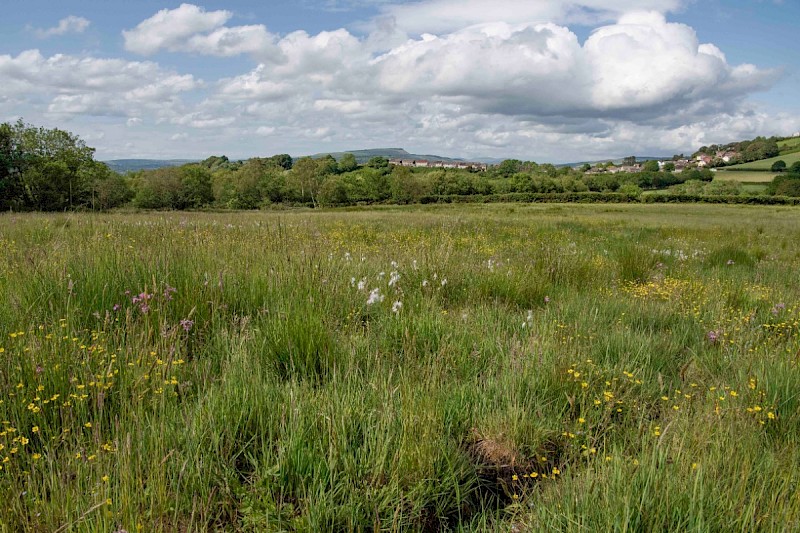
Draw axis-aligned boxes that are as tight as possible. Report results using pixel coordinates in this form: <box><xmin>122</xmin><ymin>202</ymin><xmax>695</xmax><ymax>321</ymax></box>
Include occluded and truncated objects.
<box><xmin>32</xmin><ymin>453</ymin><xmax>42</xmax><ymax>460</ymax></box>
<box><xmin>102</xmin><ymin>475</ymin><xmax>109</xmax><ymax>482</ymax></box>
<box><xmin>84</xmin><ymin>422</ymin><xmax>92</xmax><ymax>428</ymax></box>
<box><xmin>767</xmin><ymin>412</ymin><xmax>776</xmax><ymax>420</ymax></box>
<box><xmin>578</xmin><ymin>418</ymin><xmax>586</xmax><ymax>424</ymax></box>
<box><xmin>511</xmin><ymin>474</ymin><xmax>518</xmax><ymax>481</ymax></box>
<box><xmin>552</xmin><ymin>468</ymin><xmax>560</xmax><ymax>475</ymax></box>
<box><xmin>32</xmin><ymin>426</ymin><xmax>39</xmax><ymax>433</ymax></box>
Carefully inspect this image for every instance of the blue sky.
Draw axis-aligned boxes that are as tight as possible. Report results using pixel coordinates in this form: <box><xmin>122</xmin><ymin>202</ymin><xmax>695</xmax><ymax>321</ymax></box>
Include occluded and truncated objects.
<box><xmin>1</xmin><ymin>0</ymin><xmax>798</xmax><ymax>162</ymax></box>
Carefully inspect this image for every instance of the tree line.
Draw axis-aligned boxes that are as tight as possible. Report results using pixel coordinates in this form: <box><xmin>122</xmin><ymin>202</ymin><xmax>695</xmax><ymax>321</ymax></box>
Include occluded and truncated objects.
<box><xmin>3</xmin><ymin>121</ymin><xmax>799</xmax><ymax>212</ymax></box>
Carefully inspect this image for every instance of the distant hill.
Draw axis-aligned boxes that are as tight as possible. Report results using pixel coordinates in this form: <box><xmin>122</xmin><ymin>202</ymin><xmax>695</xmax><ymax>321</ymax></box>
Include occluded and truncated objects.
<box><xmin>309</xmin><ymin>148</ymin><xmax>468</xmax><ymax>164</ymax></box>
<box><xmin>103</xmin><ymin>159</ymin><xmax>198</xmax><ymax>173</ymax></box>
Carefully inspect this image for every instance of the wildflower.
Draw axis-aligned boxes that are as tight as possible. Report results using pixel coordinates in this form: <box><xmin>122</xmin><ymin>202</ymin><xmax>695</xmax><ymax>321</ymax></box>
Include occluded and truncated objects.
<box><xmin>32</xmin><ymin>453</ymin><xmax>41</xmax><ymax>460</ymax></box>
<box><xmin>726</xmin><ymin>259</ymin><xmax>735</xmax><ymax>265</ymax></box>
<box><xmin>707</xmin><ymin>330</ymin><xmax>720</xmax><ymax>343</ymax></box>
<box><xmin>391</xmin><ymin>301</ymin><xmax>403</xmax><ymax>314</ymax></box>
<box><xmin>179</xmin><ymin>319</ymin><xmax>194</xmax><ymax>332</ymax></box>
<box><xmin>366</xmin><ymin>288</ymin><xmax>384</xmax><ymax>305</ymax></box>
<box><xmin>440</xmin><ymin>278</ymin><xmax>447</xmax><ymax>287</ymax></box>
<box><xmin>357</xmin><ymin>278</ymin><xmax>367</xmax><ymax>290</ymax></box>
<box><xmin>31</xmin><ymin>426</ymin><xmax>39</xmax><ymax>433</ymax></box>
<box><xmin>544</xmin><ymin>296</ymin><xmax>550</xmax><ymax>303</ymax></box>
<box><xmin>84</xmin><ymin>422</ymin><xmax>92</xmax><ymax>428</ymax></box>
<box><xmin>767</xmin><ymin>412</ymin><xmax>776</xmax><ymax>420</ymax></box>
<box><xmin>388</xmin><ymin>271</ymin><xmax>400</xmax><ymax>287</ymax></box>
<box><xmin>512</xmin><ymin>474</ymin><xmax>518</xmax><ymax>481</ymax></box>
<box><xmin>552</xmin><ymin>468</ymin><xmax>560</xmax><ymax>475</ymax></box>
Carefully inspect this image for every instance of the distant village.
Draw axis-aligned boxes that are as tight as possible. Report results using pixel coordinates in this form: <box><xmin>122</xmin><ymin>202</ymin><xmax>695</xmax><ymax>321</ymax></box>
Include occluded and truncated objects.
<box><xmin>583</xmin><ymin>150</ymin><xmax>736</xmax><ymax>175</ymax></box>
<box><xmin>385</xmin><ymin>133</ymin><xmax>799</xmax><ymax>175</ymax></box>
<box><xmin>389</xmin><ymin>158</ymin><xmax>489</xmax><ymax>171</ymax></box>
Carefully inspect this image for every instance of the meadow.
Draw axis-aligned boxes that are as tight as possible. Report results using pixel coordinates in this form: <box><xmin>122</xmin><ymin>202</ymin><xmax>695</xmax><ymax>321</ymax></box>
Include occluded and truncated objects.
<box><xmin>713</xmin><ymin>170</ymin><xmax>776</xmax><ymax>183</ymax></box>
<box><xmin>1</xmin><ymin>204</ymin><xmax>799</xmax><ymax>532</ymax></box>
<box><xmin>778</xmin><ymin>137</ymin><xmax>800</xmax><ymax>154</ymax></box>
<box><xmin>724</xmin><ymin>151</ymin><xmax>800</xmax><ymax>171</ymax></box>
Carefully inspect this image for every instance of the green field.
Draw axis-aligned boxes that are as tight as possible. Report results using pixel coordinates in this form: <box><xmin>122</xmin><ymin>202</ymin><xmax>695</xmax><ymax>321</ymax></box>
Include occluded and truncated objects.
<box><xmin>714</xmin><ymin>170</ymin><xmax>777</xmax><ymax>183</ymax></box>
<box><xmin>778</xmin><ymin>136</ymin><xmax>800</xmax><ymax>153</ymax></box>
<box><xmin>2</xmin><ymin>205</ymin><xmax>800</xmax><ymax>531</ymax></box>
<box><xmin>725</xmin><ymin>151</ymin><xmax>800</xmax><ymax>171</ymax></box>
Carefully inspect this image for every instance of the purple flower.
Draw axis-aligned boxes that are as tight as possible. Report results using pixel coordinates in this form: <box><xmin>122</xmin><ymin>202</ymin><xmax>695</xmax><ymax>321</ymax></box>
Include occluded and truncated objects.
<box><xmin>544</xmin><ymin>296</ymin><xmax>551</xmax><ymax>303</ymax></box>
<box><xmin>707</xmin><ymin>330</ymin><xmax>720</xmax><ymax>343</ymax></box>
<box><xmin>180</xmin><ymin>319</ymin><xmax>194</xmax><ymax>332</ymax></box>
<box><xmin>771</xmin><ymin>303</ymin><xmax>786</xmax><ymax>315</ymax></box>
<box><xmin>112</xmin><ymin>304</ymin><xmax>121</xmax><ymax>312</ymax></box>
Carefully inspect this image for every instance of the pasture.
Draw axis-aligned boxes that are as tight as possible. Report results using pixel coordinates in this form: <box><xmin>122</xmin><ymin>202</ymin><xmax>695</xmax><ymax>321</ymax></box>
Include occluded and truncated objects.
<box><xmin>713</xmin><ymin>170</ymin><xmax>777</xmax><ymax>183</ymax></box>
<box><xmin>724</xmin><ymin>151</ymin><xmax>800</xmax><ymax>171</ymax></box>
<box><xmin>778</xmin><ymin>136</ymin><xmax>800</xmax><ymax>153</ymax></box>
<box><xmin>1</xmin><ymin>204</ymin><xmax>800</xmax><ymax>531</ymax></box>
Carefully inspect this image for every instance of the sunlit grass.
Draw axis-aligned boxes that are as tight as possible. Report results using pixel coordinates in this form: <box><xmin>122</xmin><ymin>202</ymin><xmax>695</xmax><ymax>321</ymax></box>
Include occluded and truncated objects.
<box><xmin>1</xmin><ymin>204</ymin><xmax>799</xmax><ymax>531</ymax></box>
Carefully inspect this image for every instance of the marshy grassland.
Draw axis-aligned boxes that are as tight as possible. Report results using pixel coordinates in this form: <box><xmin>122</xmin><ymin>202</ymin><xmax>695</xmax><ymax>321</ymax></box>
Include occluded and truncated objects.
<box><xmin>1</xmin><ymin>204</ymin><xmax>800</xmax><ymax>531</ymax></box>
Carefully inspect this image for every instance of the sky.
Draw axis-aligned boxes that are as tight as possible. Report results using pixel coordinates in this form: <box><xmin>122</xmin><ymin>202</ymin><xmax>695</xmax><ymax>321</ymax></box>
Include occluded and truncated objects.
<box><xmin>1</xmin><ymin>0</ymin><xmax>798</xmax><ymax>163</ymax></box>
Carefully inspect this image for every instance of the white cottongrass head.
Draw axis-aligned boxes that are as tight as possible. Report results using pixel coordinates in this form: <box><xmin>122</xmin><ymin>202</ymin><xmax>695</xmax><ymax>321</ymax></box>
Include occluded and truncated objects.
<box><xmin>367</xmin><ymin>288</ymin><xmax>385</xmax><ymax>305</ymax></box>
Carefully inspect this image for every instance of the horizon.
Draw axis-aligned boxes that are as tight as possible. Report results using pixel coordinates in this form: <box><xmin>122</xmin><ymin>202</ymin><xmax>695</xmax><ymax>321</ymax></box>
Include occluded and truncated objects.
<box><xmin>2</xmin><ymin>1</ymin><xmax>799</xmax><ymax>163</ymax></box>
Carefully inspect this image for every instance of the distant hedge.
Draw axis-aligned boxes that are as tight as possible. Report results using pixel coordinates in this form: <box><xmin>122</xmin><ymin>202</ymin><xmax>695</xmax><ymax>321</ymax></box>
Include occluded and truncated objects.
<box><xmin>410</xmin><ymin>192</ymin><xmax>800</xmax><ymax>206</ymax></box>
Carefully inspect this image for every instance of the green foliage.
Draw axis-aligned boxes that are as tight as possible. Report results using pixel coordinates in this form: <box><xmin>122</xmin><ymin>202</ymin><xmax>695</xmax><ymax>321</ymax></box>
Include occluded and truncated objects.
<box><xmin>390</xmin><ymin>165</ymin><xmax>428</xmax><ymax>204</ymax></box>
<box><xmin>179</xmin><ymin>166</ymin><xmax>214</xmax><ymax>208</ymax></box>
<box><xmin>642</xmin><ymin>160</ymin><xmax>660</xmax><ymax>172</ymax></box>
<box><xmin>132</xmin><ymin>167</ymin><xmax>183</xmax><ymax>209</ymax></box>
<box><xmin>365</xmin><ymin>156</ymin><xmax>389</xmax><ymax>169</ymax></box>
<box><xmin>337</xmin><ymin>153</ymin><xmax>359</xmax><ymax>173</ymax></box>
<box><xmin>771</xmin><ymin>160</ymin><xmax>787</xmax><ymax>172</ymax></box>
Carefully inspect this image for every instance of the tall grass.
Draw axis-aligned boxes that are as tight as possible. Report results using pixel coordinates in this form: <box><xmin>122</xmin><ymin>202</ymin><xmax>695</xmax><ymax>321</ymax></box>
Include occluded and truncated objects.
<box><xmin>1</xmin><ymin>204</ymin><xmax>799</xmax><ymax>531</ymax></box>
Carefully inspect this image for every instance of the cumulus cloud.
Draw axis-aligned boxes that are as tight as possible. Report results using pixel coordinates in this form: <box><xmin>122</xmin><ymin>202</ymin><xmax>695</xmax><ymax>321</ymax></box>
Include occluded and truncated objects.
<box><xmin>4</xmin><ymin>2</ymin><xmax>788</xmax><ymax>160</ymax></box>
<box><xmin>175</xmin><ymin>7</ymin><xmax>777</xmax><ymax>160</ymax></box>
<box><xmin>378</xmin><ymin>0</ymin><xmax>686</xmax><ymax>35</ymax></box>
<box><xmin>123</xmin><ymin>3</ymin><xmax>280</xmax><ymax>59</ymax></box>
<box><xmin>0</xmin><ymin>49</ymin><xmax>199</xmax><ymax>119</ymax></box>
<box><xmin>33</xmin><ymin>16</ymin><xmax>90</xmax><ymax>38</ymax></box>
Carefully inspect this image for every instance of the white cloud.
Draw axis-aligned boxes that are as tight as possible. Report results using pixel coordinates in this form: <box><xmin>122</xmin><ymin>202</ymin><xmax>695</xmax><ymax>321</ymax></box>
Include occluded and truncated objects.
<box><xmin>33</xmin><ymin>16</ymin><xmax>90</xmax><ymax>38</ymax></box>
<box><xmin>4</xmin><ymin>2</ymin><xmax>790</xmax><ymax>161</ymax></box>
<box><xmin>0</xmin><ymin>49</ymin><xmax>199</xmax><ymax>120</ymax></box>
<box><xmin>123</xmin><ymin>4</ymin><xmax>231</xmax><ymax>55</ymax></box>
<box><xmin>378</xmin><ymin>0</ymin><xmax>685</xmax><ymax>35</ymax></box>
<box><xmin>123</xmin><ymin>3</ymin><xmax>280</xmax><ymax>60</ymax></box>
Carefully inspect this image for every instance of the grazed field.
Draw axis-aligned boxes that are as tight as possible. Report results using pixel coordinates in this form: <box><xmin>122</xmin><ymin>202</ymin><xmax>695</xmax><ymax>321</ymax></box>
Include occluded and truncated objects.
<box><xmin>714</xmin><ymin>170</ymin><xmax>777</xmax><ymax>183</ymax></box>
<box><xmin>778</xmin><ymin>137</ymin><xmax>800</xmax><ymax>153</ymax></box>
<box><xmin>725</xmin><ymin>151</ymin><xmax>800</xmax><ymax>171</ymax></box>
<box><xmin>2</xmin><ymin>204</ymin><xmax>800</xmax><ymax>532</ymax></box>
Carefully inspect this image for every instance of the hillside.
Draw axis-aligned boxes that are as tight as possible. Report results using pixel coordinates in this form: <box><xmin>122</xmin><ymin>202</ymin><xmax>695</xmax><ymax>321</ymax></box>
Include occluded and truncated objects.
<box><xmin>723</xmin><ymin>151</ymin><xmax>800</xmax><ymax>171</ymax></box>
<box><xmin>309</xmin><ymin>148</ymin><xmax>468</xmax><ymax>164</ymax></box>
<box><xmin>104</xmin><ymin>159</ymin><xmax>198</xmax><ymax>173</ymax></box>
